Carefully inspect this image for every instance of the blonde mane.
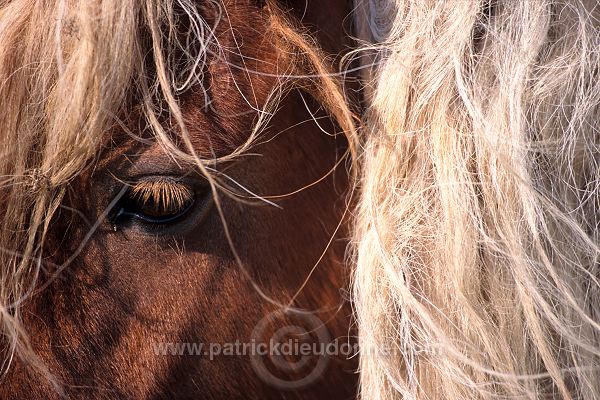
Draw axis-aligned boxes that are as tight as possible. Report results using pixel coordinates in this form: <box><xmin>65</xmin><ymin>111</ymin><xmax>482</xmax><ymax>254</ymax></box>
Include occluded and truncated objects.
<box><xmin>1</xmin><ymin>0</ymin><xmax>600</xmax><ymax>399</ymax></box>
<box><xmin>354</xmin><ymin>0</ymin><xmax>600</xmax><ymax>398</ymax></box>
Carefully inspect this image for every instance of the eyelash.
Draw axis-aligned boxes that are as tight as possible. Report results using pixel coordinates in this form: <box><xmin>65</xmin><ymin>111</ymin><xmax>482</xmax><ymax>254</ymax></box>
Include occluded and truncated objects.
<box><xmin>110</xmin><ymin>179</ymin><xmax>197</xmax><ymax>228</ymax></box>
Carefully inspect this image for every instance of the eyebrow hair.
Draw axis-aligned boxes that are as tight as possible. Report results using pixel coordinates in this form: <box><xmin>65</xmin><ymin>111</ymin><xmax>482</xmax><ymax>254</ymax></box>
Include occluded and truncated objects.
<box><xmin>129</xmin><ymin>179</ymin><xmax>194</xmax><ymax>212</ymax></box>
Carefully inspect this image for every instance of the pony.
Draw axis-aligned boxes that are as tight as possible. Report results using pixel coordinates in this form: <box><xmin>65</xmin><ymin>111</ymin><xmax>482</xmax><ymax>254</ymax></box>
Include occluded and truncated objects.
<box><xmin>0</xmin><ymin>0</ymin><xmax>358</xmax><ymax>398</ymax></box>
<box><xmin>2</xmin><ymin>0</ymin><xmax>600</xmax><ymax>399</ymax></box>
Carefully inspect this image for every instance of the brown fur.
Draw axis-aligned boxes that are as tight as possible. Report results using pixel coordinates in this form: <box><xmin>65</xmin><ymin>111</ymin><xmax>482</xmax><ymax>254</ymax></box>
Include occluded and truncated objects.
<box><xmin>0</xmin><ymin>1</ymin><xmax>358</xmax><ymax>398</ymax></box>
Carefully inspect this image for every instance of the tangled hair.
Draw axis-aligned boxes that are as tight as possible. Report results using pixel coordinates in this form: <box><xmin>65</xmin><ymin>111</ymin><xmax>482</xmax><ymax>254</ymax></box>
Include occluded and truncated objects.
<box><xmin>354</xmin><ymin>0</ymin><xmax>600</xmax><ymax>398</ymax></box>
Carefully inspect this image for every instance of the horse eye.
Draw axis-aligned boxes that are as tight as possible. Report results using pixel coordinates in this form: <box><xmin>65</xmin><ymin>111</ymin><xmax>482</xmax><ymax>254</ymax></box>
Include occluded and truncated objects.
<box><xmin>112</xmin><ymin>179</ymin><xmax>196</xmax><ymax>226</ymax></box>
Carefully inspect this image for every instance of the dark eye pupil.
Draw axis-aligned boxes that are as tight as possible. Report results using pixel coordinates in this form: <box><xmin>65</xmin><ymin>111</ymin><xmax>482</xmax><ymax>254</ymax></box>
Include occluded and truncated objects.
<box><xmin>137</xmin><ymin>197</ymin><xmax>189</xmax><ymax>219</ymax></box>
